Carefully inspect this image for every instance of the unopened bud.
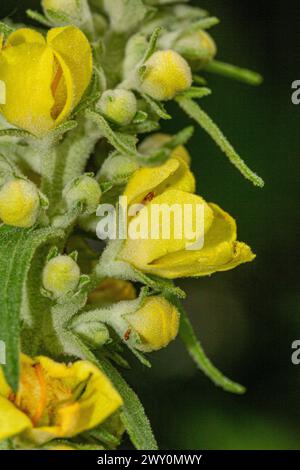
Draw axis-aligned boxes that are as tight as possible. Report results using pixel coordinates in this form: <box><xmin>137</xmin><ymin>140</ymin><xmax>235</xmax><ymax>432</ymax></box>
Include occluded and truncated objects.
<box><xmin>43</xmin><ymin>255</ymin><xmax>80</xmax><ymax>299</ymax></box>
<box><xmin>175</xmin><ymin>30</ymin><xmax>217</xmax><ymax>69</ymax></box>
<box><xmin>42</xmin><ymin>0</ymin><xmax>87</xmax><ymax>23</ymax></box>
<box><xmin>73</xmin><ymin>321</ymin><xmax>110</xmax><ymax>348</ymax></box>
<box><xmin>140</xmin><ymin>50</ymin><xmax>192</xmax><ymax>101</ymax></box>
<box><xmin>99</xmin><ymin>154</ymin><xmax>139</xmax><ymax>183</ymax></box>
<box><xmin>0</xmin><ymin>179</ymin><xmax>40</xmax><ymax>228</ymax></box>
<box><xmin>97</xmin><ymin>90</ymin><xmax>137</xmax><ymax>126</ymax></box>
<box><xmin>125</xmin><ymin>296</ymin><xmax>180</xmax><ymax>352</ymax></box>
<box><xmin>64</xmin><ymin>175</ymin><xmax>101</xmax><ymax>214</ymax></box>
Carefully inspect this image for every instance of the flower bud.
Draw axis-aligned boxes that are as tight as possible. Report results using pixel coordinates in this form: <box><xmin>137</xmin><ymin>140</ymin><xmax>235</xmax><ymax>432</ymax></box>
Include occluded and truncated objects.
<box><xmin>175</xmin><ymin>30</ymin><xmax>217</xmax><ymax>69</ymax></box>
<box><xmin>125</xmin><ymin>296</ymin><xmax>180</xmax><ymax>352</ymax></box>
<box><xmin>42</xmin><ymin>0</ymin><xmax>81</xmax><ymax>18</ymax></box>
<box><xmin>42</xmin><ymin>255</ymin><xmax>80</xmax><ymax>299</ymax></box>
<box><xmin>64</xmin><ymin>175</ymin><xmax>101</xmax><ymax>214</ymax></box>
<box><xmin>140</xmin><ymin>50</ymin><xmax>192</xmax><ymax>101</ymax></box>
<box><xmin>42</xmin><ymin>0</ymin><xmax>92</xmax><ymax>29</ymax></box>
<box><xmin>73</xmin><ymin>321</ymin><xmax>110</xmax><ymax>348</ymax></box>
<box><xmin>99</xmin><ymin>154</ymin><xmax>139</xmax><ymax>183</ymax></box>
<box><xmin>97</xmin><ymin>90</ymin><xmax>137</xmax><ymax>126</ymax></box>
<box><xmin>139</xmin><ymin>133</ymin><xmax>191</xmax><ymax>165</ymax></box>
<box><xmin>0</xmin><ymin>179</ymin><xmax>40</xmax><ymax>228</ymax></box>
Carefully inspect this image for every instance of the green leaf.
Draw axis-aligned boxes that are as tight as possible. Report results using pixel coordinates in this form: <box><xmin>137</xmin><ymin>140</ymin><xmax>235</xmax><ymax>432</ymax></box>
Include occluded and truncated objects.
<box><xmin>142</xmin><ymin>26</ymin><xmax>161</xmax><ymax>63</ymax></box>
<box><xmin>98</xmin><ymin>357</ymin><xmax>158</xmax><ymax>450</ymax></box>
<box><xmin>0</xmin><ymin>22</ymin><xmax>14</xmax><ymax>38</ymax></box>
<box><xmin>176</xmin><ymin>96</ymin><xmax>265</xmax><ymax>187</ymax></box>
<box><xmin>205</xmin><ymin>60</ymin><xmax>263</xmax><ymax>86</ymax></box>
<box><xmin>0</xmin><ymin>226</ymin><xmax>64</xmax><ymax>391</ymax></box>
<box><xmin>86</xmin><ymin>110</ymin><xmax>143</xmax><ymax>158</ymax></box>
<box><xmin>26</xmin><ymin>9</ymin><xmax>53</xmax><ymax>27</ymax></box>
<box><xmin>176</xmin><ymin>302</ymin><xmax>245</xmax><ymax>394</ymax></box>
<box><xmin>141</xmin><ymin>93</ymin><xmax>171</xmax><ymax>120</ymax></box>
<box><xmin>177</xmin><ymin>86</ymin><xmax>211</xmax><ymax>99</ymax></box>
<box><xmin>0</xmin><ymin>129</ymin><xmax>35</xmax><ymax>139</ymax></box>
<box><xmin>189</xmin><ymin>16</ymin><xmax>220</xmax><ymax>31</ymax></box>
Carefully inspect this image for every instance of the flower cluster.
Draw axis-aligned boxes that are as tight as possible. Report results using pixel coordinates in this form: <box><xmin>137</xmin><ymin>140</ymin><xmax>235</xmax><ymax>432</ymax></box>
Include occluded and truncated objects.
<box><xmin>0</xmin><ymin>0</ymin><xmax>263</xmax><ymax>450</ymax></box>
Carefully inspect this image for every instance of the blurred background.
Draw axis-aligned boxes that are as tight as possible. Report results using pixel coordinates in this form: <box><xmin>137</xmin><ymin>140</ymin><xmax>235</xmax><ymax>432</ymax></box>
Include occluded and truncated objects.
<box><xmin>1</xmin><ymin>0</ymin><xmax>300</xmax><ymax>450</ymax></box>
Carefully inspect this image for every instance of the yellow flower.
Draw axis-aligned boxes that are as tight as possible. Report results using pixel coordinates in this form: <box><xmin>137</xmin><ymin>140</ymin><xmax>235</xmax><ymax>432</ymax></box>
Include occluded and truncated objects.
<box><xmin>0</xmin><ymin>179</ymin><xmax>40</xmax><ymax>228</ymax></box>
<box><xmin>0</xmin><ymin>26</ymin><xmax>92</xmax><ymax>136</ymax></box>
<box><xmin>42</xmin><ymin>255</ymin><xmax>81</xmax><ymax>299</ymax></box>
<box><xmin>139</xmin><ymin>133</ymin><xmax>191</xmax><ymax>165</ymax></box>
<box><xmin>140</xmin><ymin>50</ymin><xmax>192</xmax><ymax>101</ymax></box>
<box><xmin>119</xmin><ymin>188</ymin><xmax>255</xmax><ymax>279</ymax></box>
<box><xmin>125</xmin><ymin>296</ymin><xmax>179</xmax><ymax>352</ymax></box>
<box><xmin>124</xmin><ymin>157</ymin><xmax>195</xmax><ymax>207</ymax></box>
<box><xmin>0</xmin><ymin>354</ymin><xmax>122</xmax><ymax>445</ymax></box>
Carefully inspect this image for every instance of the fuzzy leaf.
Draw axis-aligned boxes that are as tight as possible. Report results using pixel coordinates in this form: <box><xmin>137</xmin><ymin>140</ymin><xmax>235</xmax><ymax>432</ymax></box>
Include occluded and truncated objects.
<box><xmin>141</xmin><ymin>93</ymin><xmax>171</xmax><ymax>120</ymax></box>
<box><xmin>98</xmin><ymin>357</ymin><xmax>158</xmax><ymax>450</ymax></box>
<box><xmin>176</xmin><ymin>301</ymin><xmax>245</xmax><ymax>394</ymax></box>
<box><xmin>176</xmin><ymin>96</ymin><xmax>264</xmax><ymax>187</ymax></box>
<box><xmin>0</xmin><ymin>226</ymin><xmax>64</xmax><ymax>391</ymax></box>
<box><xmin>86</xmin><ymin>110</ymin><xmax>143</xmax><ymax>158</ymax></box>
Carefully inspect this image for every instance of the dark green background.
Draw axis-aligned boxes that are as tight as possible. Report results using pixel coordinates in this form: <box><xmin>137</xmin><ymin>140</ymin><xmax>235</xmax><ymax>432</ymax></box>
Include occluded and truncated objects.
<box><xmin>1</xmin><ymin>0</ymin><xmax>300</xmax><ymax>450</ymax></box>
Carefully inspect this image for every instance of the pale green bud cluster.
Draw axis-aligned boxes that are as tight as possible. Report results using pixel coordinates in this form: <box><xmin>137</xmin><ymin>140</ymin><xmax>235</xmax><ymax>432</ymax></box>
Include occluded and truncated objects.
<box><xmin>97</xmin><ymin>89</ymin><xmax>137</xmax><ymax>126</ymax></box>
<box><xmin>100</xmin><ymin>154</ymin><xmax>139</xmax><ymax>183</ymax></box>
<box><xmin>42</xmin><ymin>255</ymin><xmax>81</xmax><ymax>299</ymax></box>
<box><xmin>64</xmin><ymin>175</ymin><xmax>102</xmax><ymax>214</ymax></box>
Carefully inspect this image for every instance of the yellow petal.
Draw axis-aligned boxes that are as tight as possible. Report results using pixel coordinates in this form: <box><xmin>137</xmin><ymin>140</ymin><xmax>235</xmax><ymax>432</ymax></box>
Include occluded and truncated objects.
<box><xmin>0</xmin><ymin>396</ymin><xmax>32</xmax><ymax>441</ymax></box>
<box><xmin>6</xmin><ymin>28</ymin><xmax>46</xmax><ymax>47</ymax></box>
<box><xmin>0</xmin><ymin>34</ymin><xmax>55</xmax><ymax>135</ymax></box>
<box><xmin>26</xmin><ymin>357</ymin><xmax>122</xmax><ymax>444</ymax></box>
<box><xmin>119</xmin><ymin>189</ymin><xmax>214</xmax><ymax>268</ymax></box>
<box><xmin>47</xmin><ymin>26</ymin><xmax>93</xmax><ymax>127</ymax></box>
<box><xmin>150</xmin><ymin>202</ymin><xmax>255</xmax><ymax>278</ymax></box>
<box><xmin>120</xmin><ymin>198</ymin><xmax>255</xmax><ymax>278</ymax></box>
<box><xmin>124</xmin><ymin>158</ymin><xmax>195</xmax><ymax>207</ymax></box>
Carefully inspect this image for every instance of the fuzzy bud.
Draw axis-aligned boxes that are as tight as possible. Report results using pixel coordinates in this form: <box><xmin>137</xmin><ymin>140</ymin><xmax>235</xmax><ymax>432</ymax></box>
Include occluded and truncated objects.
<box><xmin>42</xmin><ymin>255</ymin><xmax>81</xmax><ymax>299</ymax></box>
<box><xmin>64</xmin><ymin>175</ymin><xmax>101</xmax><ymax>214</ymax></box>
<box><xmin>0</xmin><ymin>179</ymin><xmax>40</xmax><ymax>228</ymax></box>
<box><xmin>99</xmin><ymin>154</ymin><xmax>139</xmax><ymax>183</ymax></box>
<box><xmin>97</xmin><ymin>90</ymin><xmax>137</xmax><ymax>126</ymax></box>
<box><xmin>140</xmin><ymin>50</ymin><xmax>192</xmax><ymax>101</ymax></box>
<box><xmin>175</xmin><ymin>30</ymin><xmax>217</xmax><ymax>69</ymax></box>
<box><xmin>73</xmin><ymin>321</ymin><xmax>110</xmax><ymax>348</ymax></box>
<box><xmin>125</xmin><ymin>296</ymin><xmax>180</xmax><ymax>352</ymax></box>
<box><xmin>42</xmin><ymin>0</ymin><xmax>90</xmax><ymax>24</ymax></box>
